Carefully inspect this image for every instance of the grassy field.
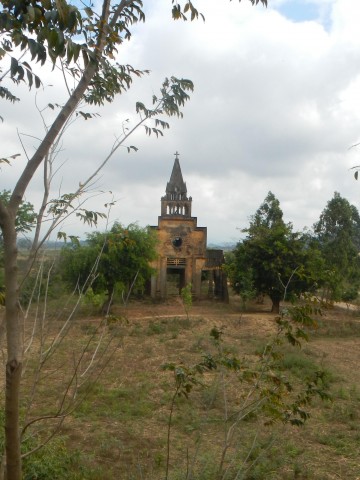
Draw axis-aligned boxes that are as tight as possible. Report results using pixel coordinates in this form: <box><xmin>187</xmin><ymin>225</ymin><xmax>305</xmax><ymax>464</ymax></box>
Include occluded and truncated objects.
<box><xmin>3</xmin><ymin>295</ymin><xmax>360</xmax><ymax>479</ymax></box>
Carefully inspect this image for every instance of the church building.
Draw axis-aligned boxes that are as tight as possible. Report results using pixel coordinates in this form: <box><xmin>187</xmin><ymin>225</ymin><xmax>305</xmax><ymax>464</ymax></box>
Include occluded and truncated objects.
<box><xmin>150</xmin><ymin>154</ymin><xmax>228</xmax><ymax>301</ymax></box>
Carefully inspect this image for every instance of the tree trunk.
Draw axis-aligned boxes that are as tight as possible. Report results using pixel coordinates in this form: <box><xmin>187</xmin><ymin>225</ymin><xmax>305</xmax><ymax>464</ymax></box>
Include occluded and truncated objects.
<box><xmin>5</xmin><ymin>361</ymin><xmax>22</xmax><ymax>480</ymax></box>
<box><xmin>0</xmin><ymin>3</ymin><xmax>141</xmax><ymax>478</ymax></box>
<box><xmin>101</xmin><ymin>286</ymin><xmax>114</xmax><ymax>315</ymax></box>
<box><xmin>271</xmin><ymin>296</ymin><xmax>280</xmax><ymax>314</ymax></box>
<box><xmin>220</xmin><ymin>271</ymin><xmax>229</xmax><ymax>304</ymax></box>
<box><xmin>2</xmin><ymin>212</ymin><xmax>23</xmax><ymax>480</ymax></box>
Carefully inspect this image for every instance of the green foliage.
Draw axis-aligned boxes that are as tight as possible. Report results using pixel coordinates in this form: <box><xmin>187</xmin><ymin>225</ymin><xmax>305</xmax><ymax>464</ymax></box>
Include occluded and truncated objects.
<box><xmin>22</xmin><ymin>436</ymin><xmax>80</xmax><ymax>480</ymax></box>
<box><xmin>74</xmin><ymin>382</ymin><xmax>154</xmax><ymax>422</ymax></box>
<box><xmin>47</xmin><ymin>191</ymin><xmax>107</xmax><ymax>230</ymax></box>
<box><xmin>278</xmin><ymin>352</ymin><xmax>323</xmax><ymax>380</ymax></box>
<box><xmin>60</xmin><ymin>222</ymin><xmax>157</xmax><ymax>305</ymax></box>
<box><xmin>228</xmin><ymin>192</ymin><xmax>315</xmax><ymax>312</ymax></box>
<box><xmin>145</xmin><ymin>316</ymin><xmax>194</xmax><ymax>338</ymax></box>
<box><xmin>314</xmin><ymin>192</ymin><xmax>360</xmax><ymax>250</ymax></box>
<box><xmin>0</xmin><ymin>413</ymin><xmax>78</xmax><ymax>480</ymax></box>
<box><xmin>83</xmin><ymin>287</ymin><xmax>106</xmax><ymax>310</ymax></box>
<box><xmin>180</xmin><ymin>282</ymin><xmax>192</xmax><ymax>319</ymax></box>
<box><xmin>147</xmin><ymin>320</ymin><xmax>167</xmax><ymax>336</ymax></box>
<box><xmin>0</xmin><ymin>0</ymin><xmax>266</xmax><ymax>106</ymax></box>
<box><xmin>313</xmin><ymin>192</ymin><xmax>360</xmax><ymax>302</ymax></box>
<box><xmin>0</xmin><ymin>189</ymin><xmax>36</xmax><ymax>238</ymax></box>
<box><xmin>0</xmin><ymin>190</ymin><xmax>36</xmax><ymax>304</ymax></box>
<box><xmin>225</xmin><ymin>250</ymin><xmax>256</xmax><ymax>310</ymax></box>
<box><xmin>0</xmin><ymin>0</ymin><xmax>146</xmax><ymax>103</ymax></box>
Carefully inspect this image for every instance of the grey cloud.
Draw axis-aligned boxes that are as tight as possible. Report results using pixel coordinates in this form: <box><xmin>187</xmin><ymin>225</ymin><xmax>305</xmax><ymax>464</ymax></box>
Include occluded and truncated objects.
<box><xmin>2</xmin><ymin>0</ymin><xmax>360</xmax><ymax>243</ymax></box>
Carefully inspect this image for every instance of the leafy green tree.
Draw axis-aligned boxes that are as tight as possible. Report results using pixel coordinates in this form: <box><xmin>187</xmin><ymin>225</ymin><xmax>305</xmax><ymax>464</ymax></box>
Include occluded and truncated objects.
<box><xmin>225</xmin><ymin>250</ymin><xmax>256</xmax><ymax>310</ymax></box>
<box><xmin>229</xmin><ymin>192</ymin><xmax>313</xmax><ymax>313</ymax></box>
<box><xmin>0</xmin><ymin>190</ymin><xmax>36</xmax><ymax>243</ymax></box>
<box><xmin>0</xmin><ymin>1</ymin><xmax>267</xmax><ymax>477</ymax></box>
<box><xmin>313</xmin><ymin>192</ymin><xmax>360</xmax><ymax>302</ymax></box>
<box><xmin>0</xmin><ymin>190</ymin><xmax>36</xmax><ymax>304</ymax></box>
<box><xmin>61</xmin><ymin>222</ymin><xmax>157</xmax><ymax>310</ymax></box>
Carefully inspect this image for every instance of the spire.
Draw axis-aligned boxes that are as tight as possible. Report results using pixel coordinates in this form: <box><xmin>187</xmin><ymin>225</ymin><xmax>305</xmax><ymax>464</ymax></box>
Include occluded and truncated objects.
<box><xmin>161</xmin><ymin>152</ymin><xmax>192</xmax><ymax>217</ymax></box>
<box><xmin>166</xmin><ymin>153</ymin><xmax>187</xmax><ymax>196</ymax></box>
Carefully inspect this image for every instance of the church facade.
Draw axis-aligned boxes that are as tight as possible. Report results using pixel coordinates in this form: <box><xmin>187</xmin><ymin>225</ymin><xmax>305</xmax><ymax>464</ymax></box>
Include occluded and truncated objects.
<box><xmin>150</xmin><ymin>154</ymin><xmax>228</xmax><ymax>301</ymax></box>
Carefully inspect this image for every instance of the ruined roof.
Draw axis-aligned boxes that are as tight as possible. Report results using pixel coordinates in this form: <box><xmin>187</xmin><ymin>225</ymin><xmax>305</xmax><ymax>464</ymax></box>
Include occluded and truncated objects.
<box><xmin>166</xmin><ymin>157</ymin><xmax>187</xmax><ymax>194</ymax></box>
<box><xmin>205</xmin><ymin>249</ymin><xmax>225</xmax><ymax>268</ymax></box>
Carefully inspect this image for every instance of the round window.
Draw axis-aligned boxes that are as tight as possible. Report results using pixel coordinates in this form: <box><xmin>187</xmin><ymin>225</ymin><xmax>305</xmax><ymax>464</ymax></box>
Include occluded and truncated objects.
<box><xmin>172</xmin><ymin>236</ymin><xmax>182</xmax><ymax>248</ymax></box>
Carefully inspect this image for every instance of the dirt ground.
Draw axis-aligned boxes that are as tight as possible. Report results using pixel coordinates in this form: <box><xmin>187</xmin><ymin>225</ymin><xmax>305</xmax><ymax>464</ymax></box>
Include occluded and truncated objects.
<box><xmin>119</xmin><ymin>294</ymin><xmax>360</xmax><ymax>375</ymax></box>
<box><xmin>121</xmin><ymin>296</ymin><xmax>360</xmax><ymax>361</ymax></box>
<box><xmin>97</xmin><ymin>295</ymin><xmax>360</xmax><ymax>479</ymax></box>
<box><xmin>4</xmin><ymin>294</ymin><xmax>360</xmax><ymax>479</ymax></box>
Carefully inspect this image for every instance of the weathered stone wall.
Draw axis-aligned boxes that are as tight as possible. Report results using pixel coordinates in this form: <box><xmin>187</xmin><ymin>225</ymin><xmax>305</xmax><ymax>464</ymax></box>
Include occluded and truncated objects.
<box><xmin>150</xmin><ymin>216</ymin><xmax>207</xmax><ymax>298</ymax></box>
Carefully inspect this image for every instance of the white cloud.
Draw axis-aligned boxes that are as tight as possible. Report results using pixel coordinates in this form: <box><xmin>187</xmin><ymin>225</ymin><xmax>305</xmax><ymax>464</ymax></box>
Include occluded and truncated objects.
<box><xmin>2</xmin><ymin>0</ymin><xmax>360</xmax><ymax>243</ymax></box>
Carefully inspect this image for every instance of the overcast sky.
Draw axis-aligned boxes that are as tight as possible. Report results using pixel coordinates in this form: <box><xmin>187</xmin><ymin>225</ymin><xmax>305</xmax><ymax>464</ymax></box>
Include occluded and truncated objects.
<box><xmin>2</xmin><ymin>0</ymin><xmax>360</xmax><ymax>245</ymax></box>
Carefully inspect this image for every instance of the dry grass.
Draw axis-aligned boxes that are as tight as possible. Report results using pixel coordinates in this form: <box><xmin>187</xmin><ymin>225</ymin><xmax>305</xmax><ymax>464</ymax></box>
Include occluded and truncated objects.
<box><xmin>2</xmin><ymin>296</ymin><xmax>360</xmax><ymax>479</ymax></box>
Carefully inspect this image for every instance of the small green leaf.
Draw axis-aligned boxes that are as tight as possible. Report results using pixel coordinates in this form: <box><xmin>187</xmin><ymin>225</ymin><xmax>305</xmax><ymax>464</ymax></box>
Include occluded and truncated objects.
<box><xmin>10</xmin><ymin>57</ymin><xmax>18</xmax><ymax>77</ymax></box>
<box><xmin>34</xmin><ymin>75</ymin><xmax>41</xmax><ymax>88</ymax></box>
<box><xmin>69</xmin><ymin>235</ymin><xmax>80</xmax><ymax>246</ymax></box>
<box><xmin>28</xmin><ymin>39</ymin><xmax>38</xmax><ymax>60</ymax></box>
<box><xmin>57</xmin><ymin>231</ymin><xmax>67</xmax><ymax>242</ymax></box>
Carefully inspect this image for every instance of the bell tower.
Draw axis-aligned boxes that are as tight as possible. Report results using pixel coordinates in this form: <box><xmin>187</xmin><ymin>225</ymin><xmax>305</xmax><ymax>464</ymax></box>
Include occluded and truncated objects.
<box><xmin>150</xmin><ymin>153</ymin><xmax>207</xmax><ymax>298</ymax></box>
<box><xmin>161</xmin><ymin>152</ymin><xmax>192</xmax><ymax>217</ymax></box>
<box><xmin>150</xmin><ymin>153</ymin><xmax>228</xmax><ymax>302</ymax></box>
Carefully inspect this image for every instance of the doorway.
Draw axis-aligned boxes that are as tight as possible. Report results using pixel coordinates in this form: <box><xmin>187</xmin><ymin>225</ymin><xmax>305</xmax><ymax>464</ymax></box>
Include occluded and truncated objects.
<box><xmin>166</xmin><ymin>267</ymin><xmax>186</xmax><ymax>295</ymax></box>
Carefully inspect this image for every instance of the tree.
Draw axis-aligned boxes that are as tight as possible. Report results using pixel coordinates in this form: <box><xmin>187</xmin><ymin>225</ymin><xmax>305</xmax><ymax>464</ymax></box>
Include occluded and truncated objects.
<box><xmin>0</xmin><ymin>190</ymin><xmax>36</xmax><ymax>243</ymax></box>
<box><xmin>313</xmin><ymin>192</ymin><xmax>360</xmax><ymax>302</ymax></box>
<box><xmin>61</xmin><ymin>222</ymin><xmax>157</xmax><ymax>310</ymax></box>
<box><xmin>224</xmin><ymin>249</ymin><xmax>256</xmax><ymax>310</ymax></box>
<box><xmin>0</xmin><ymin>4</ymin><xmax>192</xmax><ymax>478</ymax></box>
<box><xmin>0</xmin><ymin>1</ymin><xmax>267</xmax><ymax>477</ymax></box>
<box><xmin>228</xmin><ymin>192</ymin><xmax>312</xmax><ymax>313</ymax></box>
<box><xmin>0</xmin><ymin>190</ymin><xmax>36</xmax><ymax>304</ymax></box>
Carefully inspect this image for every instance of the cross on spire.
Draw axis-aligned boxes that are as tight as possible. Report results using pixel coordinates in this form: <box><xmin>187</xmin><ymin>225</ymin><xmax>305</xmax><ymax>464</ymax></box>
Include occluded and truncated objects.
<box><xmin>162</xmin><ymin>152</ymin><xmax>191</xmax><ymax>217</ymax></box>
